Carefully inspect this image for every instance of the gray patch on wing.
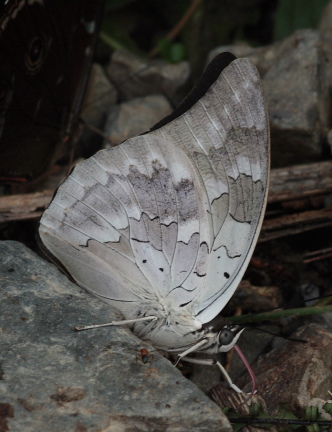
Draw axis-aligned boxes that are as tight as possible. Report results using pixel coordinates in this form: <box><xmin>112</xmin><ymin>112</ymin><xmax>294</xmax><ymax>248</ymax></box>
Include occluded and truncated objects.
<box><xmin>174</xmin><ymin>178</ymin><xmax>199</xmax><ymax>223</ymax></box>
<box><xmin>126</xmin><ymin>158</ymin><xmax>179</xmax><ymax>223</ymax></box>
<box><xmin>210</xmin><ymin>193</ymin><xmax>229</xmax><ymax>236</ymax></box>
<box><xmin>171</xmin><ymin>240</ymin><xmax>209</xmax><ymax>303</ymax></box>
<box><xmin>119</xmin><ymin>226</ymin><xmax>130</xmax><ymax>241</ymax></box>
<box><xmin>233</xmin><ymin>175</ymin><xmax>253</xmax><ymax>222</ymax></box>
<box><xmin>171</xmin><ymin>232</ymin><xmax>200</xmax><ymax>286</ymax></box>
<box><xmin>161</xmin><ymin>221</ymin><xmax>178</xmax><ymax>265</ymax></box>
<box><xmin>130</xmin><ymin>212</ymin><xmax>162</xmax><ymax>251</ymax></box>
<box><xmin>104</xmin><ymin>234</ymin><xmax>135</xmax><ymax>261</ymax></box>
<box><xmin>150</xmin><ymin>160</ymin><xmax>179</xmax><ymax>225</ymax></box>
<box><xmin>223</xmin><ymin>127</ymin><xmax>267</xmax><ymax>178</ymax></box>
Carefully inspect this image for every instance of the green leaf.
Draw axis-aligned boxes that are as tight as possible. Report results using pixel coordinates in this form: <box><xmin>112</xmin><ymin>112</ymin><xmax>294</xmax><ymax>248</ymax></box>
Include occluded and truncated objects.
<box><xmin>157</xmin><ymin>39</ymin><xmax>185</xmax><ymax>63</ymax></box>
<box><xmin>158</xmin><ymin>38</ymin><xmax>172</xmax><ymax>60</ymax></box>
<box><xmin>305</xmin><ymin>406</ymin><xmax>319</xmax><ymax>422</ymax></box>
<box><xmin>169</xmin><ymin>43</ymin><xmax>185</xmax><ymax>63</ymax></box>
<box><xmin>322</xmin><ymin>401</ymin><xmax>332</xmax><ymax>415</ymax></box>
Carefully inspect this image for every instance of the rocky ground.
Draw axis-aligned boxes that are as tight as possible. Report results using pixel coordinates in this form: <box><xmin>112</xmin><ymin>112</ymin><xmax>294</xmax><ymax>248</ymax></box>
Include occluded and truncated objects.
<box><xmin>1</xmin><ymin>2</ymin><xmax>332</xmax><ymax>431</ymax></box>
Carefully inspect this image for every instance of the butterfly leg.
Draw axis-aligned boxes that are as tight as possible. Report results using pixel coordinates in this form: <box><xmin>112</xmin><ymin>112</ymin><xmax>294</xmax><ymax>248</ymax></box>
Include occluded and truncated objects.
<box><xmin>179</xmin><ymin>356</ymin><xmax>243</xmax><ymax>394</ymax></box>
<box><xmin>75</xmin><ymin>316</ymin><xmax>157</xmax><ymax>331</ymax></box>
<box><xmin>174</xmin><ymin>339</ymin><xmax>209</xmax><ymax>366</ymax></box>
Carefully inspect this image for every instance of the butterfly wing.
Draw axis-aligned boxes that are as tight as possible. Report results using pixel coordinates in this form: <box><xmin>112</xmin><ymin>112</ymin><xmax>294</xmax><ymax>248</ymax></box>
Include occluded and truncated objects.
<box><xmin>38</xmin><ymin>53</ymin><xmax>269</xmax><ymax>337</ymax></box>
<box><xmin>0</xmin><ymin>0</ymin><xmax>104</xmax><ymax>183</ymax></box>
<box><xmin>38</xmin><ymin>131</ymin><xmax>207</xmax><ymax>320</ymax></box>
<box><xmin>151</xmin><ymin>56</ymin><xmax>270</xmax><ymax>324</ymax></box>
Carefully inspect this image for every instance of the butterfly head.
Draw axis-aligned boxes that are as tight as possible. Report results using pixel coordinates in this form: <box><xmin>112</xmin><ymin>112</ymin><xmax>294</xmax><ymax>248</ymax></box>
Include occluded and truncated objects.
<box><xmin>217</xmin><ymin>325</ymin><xmax>244</xmax><ymax>352</ymax></box>
<box><xmin>200</xmin><ymin>325</ymin><xmax>244</xmax><ymax>354</ymax></box>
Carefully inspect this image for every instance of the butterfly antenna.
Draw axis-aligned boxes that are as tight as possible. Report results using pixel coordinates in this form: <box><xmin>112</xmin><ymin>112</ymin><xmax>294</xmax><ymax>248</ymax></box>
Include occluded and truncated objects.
<box><xmin>245</xmin><ymin>326</ymin><xmax>307</xmax><ymax>343</ymax></box>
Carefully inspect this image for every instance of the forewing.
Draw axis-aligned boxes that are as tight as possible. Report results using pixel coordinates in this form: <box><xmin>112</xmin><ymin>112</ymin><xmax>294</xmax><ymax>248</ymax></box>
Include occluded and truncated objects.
<box><xmin>151</xmin><ymin>58</ymin><xmax>269</xmax><ymax>323</ymax></box>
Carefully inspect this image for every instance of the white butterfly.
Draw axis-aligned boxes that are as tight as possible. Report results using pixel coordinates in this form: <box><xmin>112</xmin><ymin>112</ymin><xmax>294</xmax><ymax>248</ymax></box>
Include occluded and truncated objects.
<box><xmin>38</xmin><ymin>53</ymin><xmax>270</xmax><ymax>393</ymax></box>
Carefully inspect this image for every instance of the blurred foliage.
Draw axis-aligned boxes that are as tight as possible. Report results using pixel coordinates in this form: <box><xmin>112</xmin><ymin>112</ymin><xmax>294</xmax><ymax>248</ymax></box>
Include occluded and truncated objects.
<box><xmin>100</xmin><ymin>0</ymin><xmax>331</xmax><ymax>67</ymax></box>
<box><xmin>158</xmin><ymin>39</ymin><xmax>186</xmax><ymax>63</ymax></box>
<box><xmin>274</xmin><ymin>0</ymin><xmax>330</xmax><ymax>40</ymax></box>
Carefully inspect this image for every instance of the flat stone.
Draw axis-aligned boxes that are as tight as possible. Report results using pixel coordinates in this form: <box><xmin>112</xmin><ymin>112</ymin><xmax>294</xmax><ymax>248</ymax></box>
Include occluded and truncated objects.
<box><xmin>0</xmin><ymin>241</ymin><xmax>231</xmax><ymax>432</ymax></box>
<box><xmin>103</xmin><ymin>94</ymin><xmax>172</xmax><ymax>146</ymax></box>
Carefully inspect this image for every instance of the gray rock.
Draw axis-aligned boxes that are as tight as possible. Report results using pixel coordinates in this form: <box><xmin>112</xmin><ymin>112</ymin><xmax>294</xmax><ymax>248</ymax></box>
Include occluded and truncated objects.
<box><xmin>80</xmin><ymin>63</ymin><xmax>118</xmax><ymax>151</ymax></box>
<box><xmin>327</xmin><ymin>130</ymin><xmax>332</xmax><ymax>153</ymax></box>
<box><xmin>0</xmin><ymin>241</ymin><xmax>231</xmax><ymax>432</ymax></box>
<box><xmin>319</xmin><ymin>1</ymin><xmax>332</xmax><ymax>143</ymax></box>
<box><xmin>208</xmin><ymin>44</ymin><xmax>255</xmax><ymax>65</ymax></box>
<box><xmin>239</xmin><ymin>323</ymin><xmax>332</xmax><ymax>415</ymax></box>
<box><xmin>103</xmin><ymin>94</ymin><xmax>172</xmax><ymax>147</ymax></box>
<box><xmin>107</xmin><ymin>50</ymin><xmax>190</xmax><ymax>104</ymax></box>
<box><xmin>262</xmin><ymin>29</ymin><xmax>321</xmax><ymax>166</ymax></box>
<box><xmin>209</xmin><ymin>29</ymin><xmax>324</xmax><ymax>167</ymax></box>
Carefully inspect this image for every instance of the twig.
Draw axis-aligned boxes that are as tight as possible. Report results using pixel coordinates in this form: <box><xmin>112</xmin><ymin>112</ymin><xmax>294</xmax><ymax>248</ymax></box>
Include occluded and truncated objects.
<box><xmin>148</xmin><ymin>0</ymin><xmax>203</xmax><ymax>58</ymax></box>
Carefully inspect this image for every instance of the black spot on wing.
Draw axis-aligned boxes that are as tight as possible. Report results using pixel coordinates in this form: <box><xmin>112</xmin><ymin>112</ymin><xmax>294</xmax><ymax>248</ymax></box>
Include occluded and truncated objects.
<box><xmin>194</xmin><ymin>272</ymin><xmax>207</xmax><ymax>278</ymax></box>
<box><xmin>180</xmin><ymin>300</ymin><xmax>192</xmax><ymax>308</ymax></box>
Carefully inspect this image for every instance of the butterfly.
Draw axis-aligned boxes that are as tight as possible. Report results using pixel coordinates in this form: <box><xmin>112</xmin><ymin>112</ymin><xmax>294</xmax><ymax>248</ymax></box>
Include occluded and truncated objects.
<box><xmin>0</xmin><ymin>0</ymin><xmax>104</xmax><ymax>184</ymax></box>
<box><xmin>38</xmin><ymin>52</ymin><xmax>270</xmax><ymax>393</ymax></box>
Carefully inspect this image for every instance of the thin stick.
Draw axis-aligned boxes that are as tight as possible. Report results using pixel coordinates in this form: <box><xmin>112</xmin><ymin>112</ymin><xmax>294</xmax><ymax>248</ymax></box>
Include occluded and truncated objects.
<box><xmin>148</xmin><ymin>0</ymin><xmax>203</xmax><ymax>58</ymax></box>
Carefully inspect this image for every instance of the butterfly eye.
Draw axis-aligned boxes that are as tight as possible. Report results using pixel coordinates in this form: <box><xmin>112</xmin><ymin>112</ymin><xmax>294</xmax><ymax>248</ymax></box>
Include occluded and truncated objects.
<box><xmin>26</xmin><ymin>35</ymin><xmax>46</xmax><ymax>73</ymax></box>
<box><xmin>218</xmin><ymin>328</ymin><xmax>235</xmax><ymax>346</ymax></box>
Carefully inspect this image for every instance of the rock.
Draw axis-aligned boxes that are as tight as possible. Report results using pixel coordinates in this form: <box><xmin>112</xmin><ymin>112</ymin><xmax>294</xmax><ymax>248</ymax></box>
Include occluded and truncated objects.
<box><xmin>209</xmin><ymin>29</ymin><xmax>324</xmax><ymax>167</ymax></box>
<box><xmin>107</xmin><ymin>49</ymin><xmax>190</xmax><ymax>104</ymax></box>
<box><xmin>103</xmin><ymin>94</ymin><xmax>172</xmax><ymax>147</ymax></box>
<box><xmin>262</xmin><ymin>29</ymin><xmax>321</xmax><ymax>167</ymax></box>
<box><xmin>239</xmin><ymin>323</ymin><xmax>332</xmax><ymax>415</ymax></box>
<box><xmin>0</xmin><ymin>241</ymin><xmax>231</xmax><ymax>432</ymax></box>
<box><xmin>319</xmin><ymin>1</ymin><xmax>332</xmax><ymax>140</ymax></box>
<box><xmin>208</xmin><ymin>43</ymin><xmax>253</xmax><ymax>63</ymax></box>
<box><xmin>80</xmin><ymin>64</ymin><xmax>118</xmax><ymax>154</ymax></box>
<box><xmin>327</xmin><ymin>130</ymin><xmax>332</xmax><ymax>153</ymax></box>
<box><xmin>209</xmin><ymin>324</ymin><xmax>332</xmax><ymax>430</ymax></box>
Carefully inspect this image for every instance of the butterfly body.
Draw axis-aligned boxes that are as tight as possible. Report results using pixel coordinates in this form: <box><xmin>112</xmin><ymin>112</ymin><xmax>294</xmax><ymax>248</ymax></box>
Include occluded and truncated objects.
<box><xmin>38</xmin><ymin>54</ymin><xmax>269</xmax><ymax>363</ymax></box>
